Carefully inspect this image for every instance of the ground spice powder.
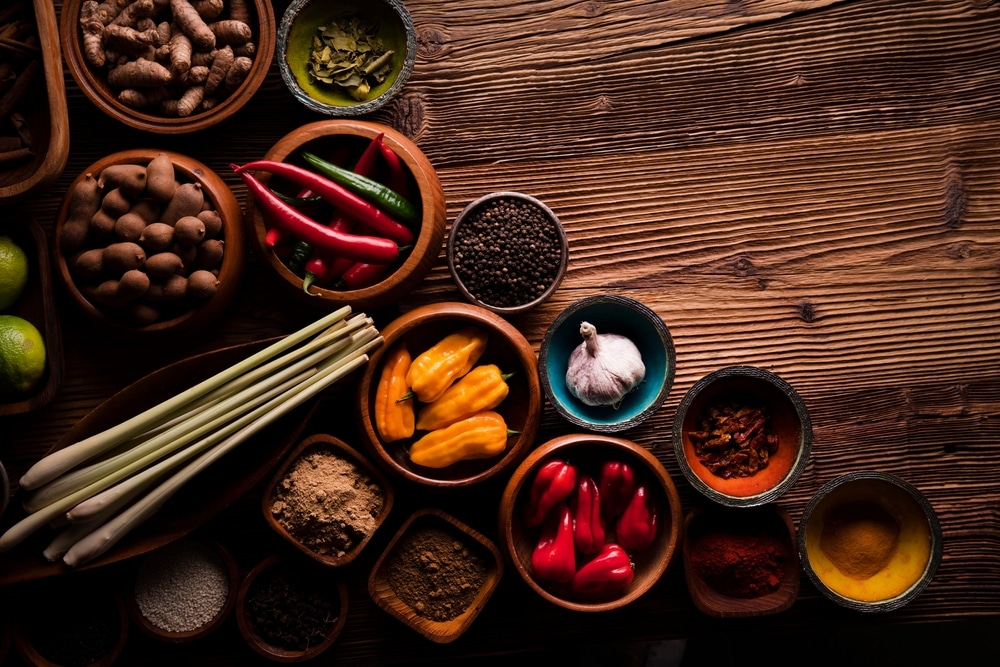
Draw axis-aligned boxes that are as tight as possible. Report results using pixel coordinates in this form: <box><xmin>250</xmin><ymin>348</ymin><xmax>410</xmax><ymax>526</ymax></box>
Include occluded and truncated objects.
<box><xmin>134</xmin><ymin>541</ymin><xmax>230</xmax><ymax>633</ymax></box>
<box><xmin>689</xmin><ymin>529</ymin><xmax>790</xmax><ymax>598</ymax></box>
<box><xmin>819</xmin><ymin>500</ymin><xmax>901</xmax><ymax>580</ymax></box>
<box><xmin>384</xmin><ymin>525</ymin><xmax>487</xmax><ymax>622</ymax></box>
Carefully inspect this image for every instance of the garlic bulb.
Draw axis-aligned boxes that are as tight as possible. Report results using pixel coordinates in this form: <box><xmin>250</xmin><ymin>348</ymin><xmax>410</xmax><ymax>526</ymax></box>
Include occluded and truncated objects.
<box><xmin>565</xmin><ymin>321</ymin><xmax>645</xmax><ymax>407</ymax></box>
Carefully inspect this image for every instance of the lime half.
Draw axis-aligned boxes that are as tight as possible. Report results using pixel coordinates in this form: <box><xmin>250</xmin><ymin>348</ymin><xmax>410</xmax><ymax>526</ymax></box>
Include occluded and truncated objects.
<box><xmin>0</xmin><ymin>314</ymin><xmax>46</xmax><ymax>396</ymax></box>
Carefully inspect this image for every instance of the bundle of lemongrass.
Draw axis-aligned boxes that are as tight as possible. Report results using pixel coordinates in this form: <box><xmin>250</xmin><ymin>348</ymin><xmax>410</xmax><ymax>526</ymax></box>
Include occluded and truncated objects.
<box><xmin>0</xmin><ymin>307</ymin><xmax>381</xmax><ymax>567</ymax></box>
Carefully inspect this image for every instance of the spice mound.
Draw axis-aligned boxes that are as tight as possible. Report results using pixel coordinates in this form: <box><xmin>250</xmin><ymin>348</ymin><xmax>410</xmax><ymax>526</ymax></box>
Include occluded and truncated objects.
<box><xmin>689</xmin><ymin>400</ymin><xmax>778</xmax><ymax>479</ymax></box>
<box><xmin>820</xmin><ymin>500</ymin><xmax>901</xmax><ymax>580</ymax></box>
<box><xmin>689</xmin><ymin>529</ymin><xmax>790</xmax><ymax>598</ymax></box>
<box><xmin>134</xmin><ymin>541</ymin><xmax>230</xmax><ymax>633</ymax></box>
<box><xmin>244</xmin><ymin>560</ymin><xmax>340</xmax><ymax>652</ymax></box>
<box><xmin>271</xmin><ymin>446</ymin><xmax>385</xmax><ymax>557</ymax></box>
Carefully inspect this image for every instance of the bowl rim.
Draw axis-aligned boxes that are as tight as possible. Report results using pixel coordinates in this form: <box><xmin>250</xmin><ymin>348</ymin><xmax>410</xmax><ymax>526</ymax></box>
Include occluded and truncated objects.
<box><xmin>277</xmin><ymin>0</ymin><xmax>417</xmax><ymax>117</ymax></box>
<box><xmin>446</xmin><ymin>190</ymin><xmax>569</xmax><ymax>315</ymax></box>
<box><xmin>671</xmin><ymin>364</ymin><xmax>813</xmax><ymax>507</ymax></box>
<box><xmin>796</xmin><ymin>470</ymin><xmax>944</xmax><ymax>613</ymax></box>
<box><xmin>538</xmin><ymin>294</ymin><xmax>676</xmax><ymax>433</ymax></box>
<box><xmin>0</xmin><ymin>459</ymin><xmax>9</xmax><ymax>519</ymax></box>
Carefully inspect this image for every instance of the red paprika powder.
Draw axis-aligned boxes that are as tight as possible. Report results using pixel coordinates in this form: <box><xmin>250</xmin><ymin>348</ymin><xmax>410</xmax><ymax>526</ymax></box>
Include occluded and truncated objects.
<box><xmin>688</xmin><ymin>528</ymin><xmax>790</xmax><ymax>599</ymax></box>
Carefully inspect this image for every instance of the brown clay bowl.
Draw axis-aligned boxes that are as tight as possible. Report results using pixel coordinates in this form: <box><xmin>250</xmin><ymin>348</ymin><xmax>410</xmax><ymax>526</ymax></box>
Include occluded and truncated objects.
<box><xmin>243</xmin><ymin>119</ymin><xmax>447</xmax><ymax>312</ymax></box>
<box><xmin>368</xmin><ymin>508</ymin><xmax>503</xmax><ymax>643</ymax></box>
<box><xmin>672</xmin><ymin>365</ymin><xmax>812</xmax><ymax>507</ymax></box>
<box><xmin>356</xmin><ymin>301</ymin><xmax>542</xmax><ymax>488</ymax></box>
<box><xmin>52</xmin><ymin>149</ymin><xmax>245</xmax><ymax>339</ymax></box>
<box><xmin>262</xmin><ymin>433</ymin><xmax>394</xmax><ymax>566</ymax></box>
<box><xmin>682</xmin><ymin>505</ymin><xmax>800</xmax><ymax>618</ymax></box>
<box><xmin>499</xmin><ymin>434</ymin><xmax>683</xmax><ymax>612</ymax></box>
<box><xmin>59</xmin><ymin>0</ymin><xmax>275</xmax><ymax>134</ymax></box>
<box><xmin>125</xmin><ymin>540</ymin><xmax>240</xmax><ymax>643</ymax></box>
<box><xmin>236</xmin><ymin>554</ymin><xmax>349</xmax><ymax>663</ymax></box>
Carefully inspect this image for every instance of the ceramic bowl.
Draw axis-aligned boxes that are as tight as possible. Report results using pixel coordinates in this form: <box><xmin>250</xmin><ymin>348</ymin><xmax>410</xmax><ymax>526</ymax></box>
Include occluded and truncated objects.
<box><xmin>356</xmin><ymin>301</ymin><xmax>542</xmax><ymax>488</ymax></box>
<box><xmin>262</xmin><ymin>433</ymin><xmax>394</xmax><ymax>566</ymax></box>
<box><xmin>538</xmin><ymin>294</ymin><xmax>675</xmax><ymax>433</ymax></box>
<box><xmin>60</xmin><ymin>0</ymin><xmax>275</xmax><ymax>134</ymax></box>
<box><xmin>0</xmin><ymin>0</ymin><xmax>69</xmax><ymax>204</ymax></box>
<box><xmin>368</xmin><ymin>508</ymin><xmax>503</xmax><ymax>643</ymax></box>
<box><xmin>52</xmin><ymin>149</ymin><xmax>246</xmax><ymax>339</ymax></box>
<box><xmin>447</xmin><ymin>191</ymin><xmax>569</xmax><ymax>316</ymax></box>
<box><xmin>278</xmin><ymin>0</ymin><xmax>416</xmax><ymax>116</ymax></box>
<box><xmin>682</xmin><ymin>504</ymin><xmax>800</xmax><ymax>618</ymax></box>
<box><xmin>672</xmin><ymin>365</ymin><xmax>812</xmax><ymax>507</ymax></box>
<box><xmin>236</xmin><ymin>554</ymin><xmax>349</xmax><ymax>662</ymax></box>
<box><xmin>126</xmin><ymin>541</ymin><xmax>240</xmax><ymax>643</ymax></box>
<box><xmin>244</xmin><ymin>119</ymin><xmax>447</xmax><ymax>312</ymax></box>
<box><xmin>798</xmin><ymin>471</ymin><xmax>943</xmax><ymax>613</ymax></box>
<box><xmin>499</xmin><ymin>434</ymin><xmax>683</xmax><ymax>612</ymax></box>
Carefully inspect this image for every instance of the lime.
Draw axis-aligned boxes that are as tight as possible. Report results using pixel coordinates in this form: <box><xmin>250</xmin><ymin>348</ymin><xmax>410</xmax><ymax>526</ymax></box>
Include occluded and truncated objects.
<box><xmin>0</xmin><ymin>235</ymin><xmax>29</xmax><ymax>310</ymax></box>
<box><xmin>0</xmin><ymin>314</ymin><xmax>46</xmax><ymax>396</ymax></box>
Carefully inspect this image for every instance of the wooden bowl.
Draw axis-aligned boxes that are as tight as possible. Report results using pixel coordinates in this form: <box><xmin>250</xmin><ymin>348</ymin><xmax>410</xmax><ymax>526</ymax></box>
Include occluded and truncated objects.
<box><xmin>262</xmin><ymin>433</ymin><xmax>394</xmax><ymax>566</ymax></box>
<box><xmin>59</xmin><ymin>0</ymin><xmax>275</xmax><ymax>134</ymax></box>
<box><xmin>672</xmin><ymin>365</ymin><xmax>812</xmax><ymax>507</ymax></box>
<box><xmin>0</xmin><ymin>216</ymin><xmax>63</xmax><ymax>416</ymax></box>
<box><xmin>0</xmin><ymin>0</ymin><xmax>69</xmax><ymax>204</ymax></box>
<box><xmin>53</xmin><ymin>149</ymin><xmax>245</xmax><ymax>339</ymax></box>
<box><xmin>368</xmin><ymin>508</ymin><xmax>503</xmax><ymax>643</ymax></box>
<box><xmin>447</xmin><ymin>191</ymin><xmax>569</xmax><ymax>315</ymax></box>
<box><xmin>682</xmin><ymin>505</ymin><xmax>800</xmax><ymax>618</ymax></box>
<box><xmin>798</xmin><ymin>471</ymin><xmax>943</xmax><ymax>613</ymax></box>
<box><xmin>243</xmin><ymin>119</ymin><xmax>447</xmax><ymax>312</ymax></box>
<box><xmin>356</xmin><ymin>302</ymin><xmax>542</xmax><ymax>488</ymax></box>
<box><xmin>236</xmin><ymin>554</ymin><xmax>349</xmax><ymax>662</ymax></box>
<box><xmin>126</xmin><ymin>540</ymin><xmax>240</xmax><ymax>642</ymax></box>
<box><xmin>0</xmin><ymin>459</ymin><xmax>9</xmax><ymax>520</ymax></box>
<box><xmin>499</xmin><ymin>434</ymin><xmax>683</xmax><ymax>612</ymax></box>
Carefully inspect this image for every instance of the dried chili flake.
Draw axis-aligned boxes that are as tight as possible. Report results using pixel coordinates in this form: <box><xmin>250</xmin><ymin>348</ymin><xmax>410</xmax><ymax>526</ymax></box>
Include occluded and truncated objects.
<box><xmin>689</xmin><ymin>401</ymin><xmax>778</xmax><ymax>479</ymax></box>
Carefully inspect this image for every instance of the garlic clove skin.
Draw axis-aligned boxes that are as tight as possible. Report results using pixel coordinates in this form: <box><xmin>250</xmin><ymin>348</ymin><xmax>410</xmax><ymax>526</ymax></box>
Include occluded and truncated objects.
<box><xmin>565</xmin><ymin>321</ymin><xmax>646</xmax><ymax>408</ymax></box>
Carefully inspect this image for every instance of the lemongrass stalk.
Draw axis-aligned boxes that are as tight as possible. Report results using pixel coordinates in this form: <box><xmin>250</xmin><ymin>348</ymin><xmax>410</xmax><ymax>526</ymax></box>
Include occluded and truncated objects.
<box><xmin>63</xmin><ymin>337</ymin><xmax>380</xmax><ymax>567</ymax></box>
<box><xmin>43</xmin><ymin>506</ymin><xmax>120</xmax><ymax>562</ymax></box>
<box><xmin>20</xmin><ymin>306</ymin><xmax>354</xmax><ymax>490</ymax></box>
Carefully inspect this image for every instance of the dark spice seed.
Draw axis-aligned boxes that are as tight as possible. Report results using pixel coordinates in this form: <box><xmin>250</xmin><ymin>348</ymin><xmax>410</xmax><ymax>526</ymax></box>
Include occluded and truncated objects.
<box><xmin>245</xmin><ymin>562</ymin><xmax>339</xmax><ymax>652</ymax></box>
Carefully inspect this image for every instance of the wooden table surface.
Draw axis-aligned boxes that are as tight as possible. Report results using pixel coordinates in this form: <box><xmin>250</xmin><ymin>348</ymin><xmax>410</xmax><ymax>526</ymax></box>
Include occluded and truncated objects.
<box><xmin>2</xmin><ymin>0</ymin><xmax>999</xmax><ymax>664</ymax></box>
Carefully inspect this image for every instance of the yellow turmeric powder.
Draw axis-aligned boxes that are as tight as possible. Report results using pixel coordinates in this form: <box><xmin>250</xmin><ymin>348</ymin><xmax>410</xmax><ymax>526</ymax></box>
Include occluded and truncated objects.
<box><xmin>819</xmin><ymin>500</ymin><xmax>900</xmax><ymax>579</ymax></box>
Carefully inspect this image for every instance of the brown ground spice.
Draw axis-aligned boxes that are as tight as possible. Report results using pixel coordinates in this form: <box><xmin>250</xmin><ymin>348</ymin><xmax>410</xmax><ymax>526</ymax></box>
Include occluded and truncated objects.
<box><xmin>819</xmin><ymin>500</ymin><xmax>901</xmax><ymax>580</ymax></box>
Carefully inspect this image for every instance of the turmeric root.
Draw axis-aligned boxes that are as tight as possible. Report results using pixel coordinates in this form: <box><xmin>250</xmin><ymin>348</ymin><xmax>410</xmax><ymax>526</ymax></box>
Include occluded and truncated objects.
<box><xmin>209</xmin><ymin>20</ymin><xmax>251</xmax><ymax>46</ymax></box>
<box><xmin>224</xmin><ymin>55</ymin><xmax>251</xmax><ymax>91</ymax></box>
<box><xmin>107</xmin><ymin>58</ymin><xmax>172</xmax><ymax>87</ymax></box>
<box><xmin>118</xmin><ymin>86</ymin><xmax>171</xmax><ymax>108</ymax></box>
<box><xmin>204</xmin><ymin>45</ymin><xmax>232</xmax><ymax>95</ymax></box>
<box><xmin>174</xmin><ymin>84</ymin><xmax>204</xmax><ymax>117</ymax></box>
<box><xmin>171</xmin><ymin>0</ymin><xmax>216</xmax><ymax>50</ymax></box>
<box><xmin>79</xmin><ymin>1</ymin><xmax>106</xmax><ymax>68</ymax></box>
<box><xmin>168</xmin><ymin>31</ymin><xmax>192</xmax><ymax>73</ymax></box>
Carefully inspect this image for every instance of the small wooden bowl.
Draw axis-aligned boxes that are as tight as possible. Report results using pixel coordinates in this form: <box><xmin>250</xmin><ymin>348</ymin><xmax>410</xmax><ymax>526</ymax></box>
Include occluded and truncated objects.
<box><xmin>499</xmin><ymin>434</ymin><xmax>683</xmax><ymax>612</ymax></box>
<box><xmin>126</xmin><ymin>541</ymin><xmax>240</xmax><ymax>643</ymax></box>
<box><xmin>672</xmin><ymin>365</ymin><xmax>812</xmax><ymax>507</ymax></box>
<box><xmin>262</xmin><ymin>433</ymin><xmax>394</xmax><ymax>566</ymax></box>
<box><xmin>60</xmin><ymin>0</ymin><xmax>275</xmax><ymax>134</ymax></box>
<box><xmin>0</xmin><ymin>0</ymin><xmax>69</xmax><ymax>204</ymax></box>
<box><xmin>53</xmin><ymin>149</ymin><xmax>246</xmax><ymax>339</ymax></box>
<box><xmin>244</xmin><ymin>119</ymin><xmax>447</xmax><ymax>312</ymax></box>
<box><xmin>356</xmin><ymin>301</ymin><xmax>542</xmax><ymax>488</ymax></box>
<box><xmin>682</xmin><ymin>505</ymin><xmax>800</xmax><ymax>618</ymax></box>
<box><xmin>0</xmin><ymin>216</ymin><xmax>63</xmax><ymax>416</ymax></box>
<box><xmin>368</xmin><ymin>508</ymin><xmax>503</xmax><ymax>643</ymax></box>
<box><xmin>236</xmin><ymin>554</ymin><xmax>349</xmax><ymax>663</ymax></box>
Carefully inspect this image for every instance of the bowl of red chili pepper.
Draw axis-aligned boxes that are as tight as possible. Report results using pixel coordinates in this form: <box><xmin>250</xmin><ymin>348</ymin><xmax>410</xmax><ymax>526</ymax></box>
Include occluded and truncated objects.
<box><xmin>672</xmin><ymin>365</ymin><xmax>813</xmax><ymax>508</ymax></box>
<box><xmin>239</xmin><ymin>119</ymin><xmax>447</xmax><ymax>313</ymax></box>
<box><xmin>499</xmin><ymin>433</ymin><xmax>683</xmax><ymax>612</ymax></box>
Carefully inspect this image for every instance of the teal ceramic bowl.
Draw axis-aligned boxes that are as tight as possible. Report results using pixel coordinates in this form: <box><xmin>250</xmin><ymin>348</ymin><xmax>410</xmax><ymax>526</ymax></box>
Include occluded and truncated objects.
<box><xmin>278</xmin><ymin>0</ymin><xmax>416</xmax><ymax>116</ymax></box>
<box><xmin>538</xmin><ymin>295</ymin><xmax>675</xmax><ymax>433</ymax></box>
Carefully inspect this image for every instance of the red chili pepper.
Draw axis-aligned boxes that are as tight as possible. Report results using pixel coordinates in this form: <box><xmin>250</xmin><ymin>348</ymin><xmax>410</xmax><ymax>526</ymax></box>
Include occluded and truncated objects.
<box><xmin>599</xmin><ymin>460</ymin><xmax>637</xmax><ymax>518</ymax></box>
<box><xmin>571</xmin><ymin>474</ymin><xmax>605</xmax><ymax>555</ymax></box>
<box><xmin>353</xmin><ymin>131</ymin><xmax>385</xmax><ymax>178</ymax></box>
<box><xmin>265</xmin><ymin>226</ymin><xmax>284</xmax><ymax>248</ymax></box>
<box><xmin>235</xmin><ymin>167</ymin><xmax>402</xmax><ymax>265</ymax></box>
<box><xmin>530</xmin><ymin>501</ymin><xmax>576</xmax><ymax>584</ymax></box>
<box><xmin>337</xmin><ymin>261</ymin><xmax>390</xmax><ymax>290</ymax></box>
<box><xmin>570</xmin><ymin>543</ymin><xmax>635</xmax><ymax>596</ymax></box>
<box><xmin>378</xmin><ymin>138</ymin><xmax>411</xmax><ymax>198</ymax></box>
<box><xmin>234</xmin><ymin>160</ymin><xmax>414</xmax><ymax>246</ymax></box>
<box><xmin>616</xmin><ymin>483</ymin><xmax>659</xmax><ymax>552</ymax></box>
<box><xmin>524</xmin><ymin>459</ymin><xmax>577</xmax><ymax>528</ymax></box>
<box><xmin>302</xmin><ymin>254</ymin><xmax>353</xmax><ymax>294</ymax></box>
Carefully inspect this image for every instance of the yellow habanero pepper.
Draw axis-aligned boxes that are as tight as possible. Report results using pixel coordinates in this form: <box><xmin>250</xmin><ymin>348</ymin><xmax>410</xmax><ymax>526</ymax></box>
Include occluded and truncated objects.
<box><xmin>415</xmin><ymin>364</ymin><xmax>513</xmax><ymax>431</ymax></box>
<box><xmin>408</xmin><ymin>411</ymin><xmax>515</xmax><ymax>468</ymax></box>
<box><xmin>405</xmin><ymin>326</ymin><xmax>489</xmax><ymax>403</ymax></box>
<box><xmin>374</xmin><ymin>343</ymin><xmax>415</xmax><ymax>442</ymax></box>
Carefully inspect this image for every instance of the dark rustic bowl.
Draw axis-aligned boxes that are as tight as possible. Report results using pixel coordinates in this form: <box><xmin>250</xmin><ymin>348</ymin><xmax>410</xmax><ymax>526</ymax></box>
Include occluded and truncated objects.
<box><xmin>672</xmin><ymin>365</ymin><xmax>812</xmax><ymax>507</ymax></box>
<box><xmin>682</xmin><ymin>505</ymin><xmax>800</xmax><ymax>618</ymax></box>
<box><xmin>447</xmin><ymin>191</ymin><xmax>569</xmax><ymax>315</ymax></box>
<box><xmin>356</xmin><ymin>301</ymin><xmax>542</xmax><ymax>488</ymax></box>
<box><xmin>798</xmin><ymin>471</ymin><xmax>943</xmax><ymax>613</ymax></box>
<box><xmin>499</xmin><ymin>434</ymin><xmax>683</xmax><ymax>612</ymax></box>
<box><xmin>368</xmin><ymin>508</ymin><xmax>503</xmax><ymax>643</ymax></box>
<box><xmin>278</xmin><ymin>0</ymin><xmax>416</xmax><ymax>116</ymax></box>
<box><xmin>262</xmin><ymin>433</ymin><xmax>394</xmax><ymax>566</ymax></box>
<box><xmin>0</xmin><ymin>459</ymin><xmax>9</xmax><ymax>520</ymax></box>
<box><xmin>60</xmin><ymin>0</ymin><xmax>275</xmax><ymax>134</ymax></box>
<box><xmin>539</xmin><ymin>294</ymin><xmax>675</xmax><ymax>433</ymax></box>
<box><xmin>244</xmin><ymin>119</ymin><xmax>447</xmax><ymax>312</ymax></box>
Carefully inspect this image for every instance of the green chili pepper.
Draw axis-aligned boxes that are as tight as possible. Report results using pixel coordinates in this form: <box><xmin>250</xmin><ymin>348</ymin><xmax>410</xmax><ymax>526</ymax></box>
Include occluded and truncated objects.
<box><xmin>299</xmin><ymin>151</ymin><xmax>420</xmax><ymax>225</ymax></box>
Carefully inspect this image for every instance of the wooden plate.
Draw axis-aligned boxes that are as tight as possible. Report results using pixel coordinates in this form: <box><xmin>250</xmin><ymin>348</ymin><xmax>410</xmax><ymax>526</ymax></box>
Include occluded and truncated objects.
<box><xmin>0</xmin><ymin>338</ymin><xmax>315</xmax><ymax>586</ymax></box>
